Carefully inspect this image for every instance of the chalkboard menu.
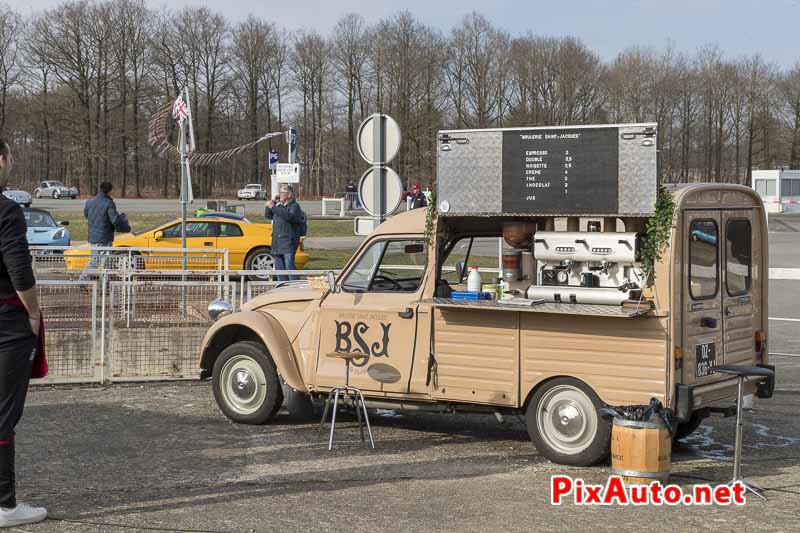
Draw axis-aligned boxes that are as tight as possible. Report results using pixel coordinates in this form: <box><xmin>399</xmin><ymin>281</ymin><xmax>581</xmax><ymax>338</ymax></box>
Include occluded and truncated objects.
<box><xmin>501</xmin><ymin>128</ymin><xmax>619</xmax><ymax>214</ymax></box>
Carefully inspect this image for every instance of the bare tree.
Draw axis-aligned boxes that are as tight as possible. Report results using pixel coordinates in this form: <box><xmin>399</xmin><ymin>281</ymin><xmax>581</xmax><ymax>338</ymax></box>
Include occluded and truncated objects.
<box><xmin>0</xmin><ymin>3</ymin><xmax>22</xmax><ymax>132</ymax></box>
<box><xmin>782</xmin><ymin>63</ymin><xmax>800</xmax><ymax>169</ymax></box>
<box><xmin>231</xmin><ymin>15</ymin><xmax>270</xmax><ymax>184</ymax></box>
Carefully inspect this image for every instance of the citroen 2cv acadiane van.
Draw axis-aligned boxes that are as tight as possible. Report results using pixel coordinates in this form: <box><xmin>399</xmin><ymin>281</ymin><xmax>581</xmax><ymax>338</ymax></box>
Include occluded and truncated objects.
<box><xmin>198</xmin><ymin>181</ymin><xmax>774</xmax><ymax>467</ymax></box>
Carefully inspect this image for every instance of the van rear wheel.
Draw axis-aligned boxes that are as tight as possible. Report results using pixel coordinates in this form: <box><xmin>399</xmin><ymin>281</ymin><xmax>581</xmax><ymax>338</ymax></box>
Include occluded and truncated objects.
<box><xmin>212</xmin><ymin>341</ymin><xmax>284</xmax><ymax>425</ymax></box>
<box><xmin>674</xmin><ymin>412</ymin><xmax>706</xmax><ymax>440</ymax></box>
<box><xmin>525</xmin><ymin>377</ymin><xmax>610</xmax><ymax>466</ymax></box>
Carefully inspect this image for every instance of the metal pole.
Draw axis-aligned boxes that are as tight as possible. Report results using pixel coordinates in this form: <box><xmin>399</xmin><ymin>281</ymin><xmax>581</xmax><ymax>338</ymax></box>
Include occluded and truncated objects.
<box><xmin>180</xmin><ymin>119</ymin><xmax>188</xmax><ymax>272</ymax></box>
<box><xmin>733</xmin><ymin>376</ymin><xmax>744</xmax><ymax>480</ymax></box>
<box><xmin>373</xmin><ymin>115</ymin><xmax>385</xmax><ymax>225</ymax></box>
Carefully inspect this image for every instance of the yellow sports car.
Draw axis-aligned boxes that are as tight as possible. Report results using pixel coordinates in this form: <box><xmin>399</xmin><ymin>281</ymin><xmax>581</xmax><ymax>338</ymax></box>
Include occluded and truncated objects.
<box><xmin>64</xmin><ymin>215</ymin><xmax>309</xmax><ymax>279</ymax></box>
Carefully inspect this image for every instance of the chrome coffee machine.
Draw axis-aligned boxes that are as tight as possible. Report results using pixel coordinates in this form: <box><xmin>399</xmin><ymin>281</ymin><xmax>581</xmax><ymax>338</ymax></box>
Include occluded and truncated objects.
<box><xmin>528</xmin><ymin>231</ymin><xmax>642</xmax><ymax>305</ymax></box>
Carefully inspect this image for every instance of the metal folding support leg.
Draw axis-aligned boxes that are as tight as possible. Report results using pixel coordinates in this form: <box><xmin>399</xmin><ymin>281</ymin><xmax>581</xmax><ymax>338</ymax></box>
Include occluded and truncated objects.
<box><xmin>319</xmin><ymin>386</ymin><xmax>375</xmax><ymax>451</ymax></box>
<box><xmin>319</xmin><ymin>356</ymin><xmax>376</xmax><ymax>450</ymax></box>
<box><xmin>731</xmin><ymin>375</ymin><xmax>766</xmax><ymax>500</ymax></box>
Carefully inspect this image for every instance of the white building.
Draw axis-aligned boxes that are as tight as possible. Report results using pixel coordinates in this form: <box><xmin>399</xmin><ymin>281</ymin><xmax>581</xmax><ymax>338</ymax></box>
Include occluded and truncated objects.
<box><xmin>752</xmin><ymin>169</ymin><xmax>800</xmax><ymax>213</ymax></box>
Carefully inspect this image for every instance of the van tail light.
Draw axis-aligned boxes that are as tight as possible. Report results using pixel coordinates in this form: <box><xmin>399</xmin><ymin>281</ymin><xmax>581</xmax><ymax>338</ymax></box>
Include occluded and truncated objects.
<box><xmin>755</xmin><ymin>331</ymin><xmax>767</xmax><ymax>357</ymax></box>
<box><xmin>675</xmin><ymin>346</ymin><xmax>684</xmax><ymax>371</ymax></box>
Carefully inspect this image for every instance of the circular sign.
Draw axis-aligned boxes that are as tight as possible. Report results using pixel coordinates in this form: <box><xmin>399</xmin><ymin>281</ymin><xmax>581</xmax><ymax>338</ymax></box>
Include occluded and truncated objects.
<box><xmin>358</xmin><ymin>167</ymin><xmax>403</xmax><ymax>216</ymax></box>
<box><xmin>357</xmin><ymin>114</ymin><xmax>401</xmax><ymax>165</ymax></box>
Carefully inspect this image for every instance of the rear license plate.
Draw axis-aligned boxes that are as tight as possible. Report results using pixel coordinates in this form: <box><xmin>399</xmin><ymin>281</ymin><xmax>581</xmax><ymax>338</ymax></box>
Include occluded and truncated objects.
<box><xmin>695</xmin><ymin>342</ymin><xmax>717</xmax><ymax>378</ymax></box>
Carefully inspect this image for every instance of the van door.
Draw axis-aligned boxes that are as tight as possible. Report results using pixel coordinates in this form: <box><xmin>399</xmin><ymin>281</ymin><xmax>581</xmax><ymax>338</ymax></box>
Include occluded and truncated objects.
<box><xmin>315</xmin><ymin>238</ymin><xmax>428</xmax><ymax>393</ymax></box>
<box><xmin>683</xmin><ymin>211</ymin><xmax>724</xmax><ymax>385</ymax></box>
<box><xmin>721</xmin><ymin>210</ymin><xmax>759</xmax><ymax>366</ymax></box>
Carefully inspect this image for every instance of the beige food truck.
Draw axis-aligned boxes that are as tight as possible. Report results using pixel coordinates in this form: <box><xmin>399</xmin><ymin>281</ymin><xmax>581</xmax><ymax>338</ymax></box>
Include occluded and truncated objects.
<box><xmin>199</xmin><ymin>124</ymin><xmax>774</xmax><ymax>466</ymax></box>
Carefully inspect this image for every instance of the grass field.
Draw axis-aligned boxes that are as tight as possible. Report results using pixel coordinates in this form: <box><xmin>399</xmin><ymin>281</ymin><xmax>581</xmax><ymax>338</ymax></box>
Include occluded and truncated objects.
<box><xmin>50</xmin><ymin>211</ymin><xmax>354</xmax><ymax>242</ymax></box>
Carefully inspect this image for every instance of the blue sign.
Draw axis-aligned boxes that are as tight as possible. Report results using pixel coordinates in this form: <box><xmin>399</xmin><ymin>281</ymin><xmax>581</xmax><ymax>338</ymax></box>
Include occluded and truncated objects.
<box><xmin>268</xmin><ymin>149</ymin><xmax>279</xmax><ymax>170</ymax></box>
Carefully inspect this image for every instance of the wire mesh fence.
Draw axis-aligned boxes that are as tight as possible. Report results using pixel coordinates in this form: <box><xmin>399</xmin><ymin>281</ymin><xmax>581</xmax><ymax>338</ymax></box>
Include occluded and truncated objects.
<box><xmin>107</xmin><ymin>281</ymin><xmax>237</xmax><ymax>380</ymax></box>
<box><xmin>36</xmin><ymin>281</ymin><xmax>99</xmax><ymax>382</ymax></box>
<box><xmin>30</xmin><ymin>243</ymin><xmax>344</xmax><ymax>383</ymax></box>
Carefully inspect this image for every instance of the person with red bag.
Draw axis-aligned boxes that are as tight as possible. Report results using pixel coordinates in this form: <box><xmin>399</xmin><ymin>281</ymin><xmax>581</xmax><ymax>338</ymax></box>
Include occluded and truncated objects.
<box><xmin>0</xmin><ymin>139</ymin><xmax>47</xmax><ymax>527</ymax></box>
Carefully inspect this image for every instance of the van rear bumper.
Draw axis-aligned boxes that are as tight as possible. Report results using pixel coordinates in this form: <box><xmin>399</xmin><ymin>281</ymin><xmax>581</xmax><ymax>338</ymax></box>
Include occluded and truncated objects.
<box><xmin>674</xmin><ymin>364</ymin><xmax>775</xmax><ymax>420</ymax></box>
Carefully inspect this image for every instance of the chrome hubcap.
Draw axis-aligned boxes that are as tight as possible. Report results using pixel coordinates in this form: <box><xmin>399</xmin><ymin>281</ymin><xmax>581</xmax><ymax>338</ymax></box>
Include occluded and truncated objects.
<box><xmin>537</xmin><ymin>385</ymin><xmax>597</xmax><ymax>455</ymax></box>
<box><xmin>219</xmin><ymin>355</ymin><xmax>267</xmax><ymax>415</ymax></box>
<box><xmin>231</xmin><ymin>369</ymin><xmax>256</xmax><ymax>399</ymax></box>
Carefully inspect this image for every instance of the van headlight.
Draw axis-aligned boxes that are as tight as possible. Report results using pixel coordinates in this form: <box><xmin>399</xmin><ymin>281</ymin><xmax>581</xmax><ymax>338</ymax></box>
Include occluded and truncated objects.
<box><xmin>208</xmin><ymin>299</ymin><xmax>233</xmax><ymax>321</ymax></box>
<box><xmin>53</xmin><ymin>229</ymin><xmax>66</xmax><ymax>240</ymax></box>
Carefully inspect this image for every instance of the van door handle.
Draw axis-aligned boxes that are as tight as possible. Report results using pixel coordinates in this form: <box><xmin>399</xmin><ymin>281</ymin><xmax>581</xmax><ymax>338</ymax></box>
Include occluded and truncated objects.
<box><xmin>204</xmin><ymin>241</ymin><xmax>213</xmax><ymax>246</ymax></box>
<box><xmin>398</xmin><ymin>308</ymin><xmax>414</xmax><ymax>319</ymax></box>
<box><xmin>701</xmin><ymin>317</ymin><xmax>718</xmax><ymax>328</ymax></box>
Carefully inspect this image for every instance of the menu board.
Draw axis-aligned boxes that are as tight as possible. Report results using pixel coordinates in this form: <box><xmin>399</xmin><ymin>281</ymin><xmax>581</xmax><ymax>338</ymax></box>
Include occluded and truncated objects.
<box><xmin>501</xmin><ymin>128</ymin><xmax>619</xmax><ymax>214</ymax></box>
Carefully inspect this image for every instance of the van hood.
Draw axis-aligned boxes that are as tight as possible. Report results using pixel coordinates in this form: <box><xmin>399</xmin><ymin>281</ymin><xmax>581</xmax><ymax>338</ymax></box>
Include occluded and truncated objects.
<box><xmin>241</xmin><ymin>284</ymin><xmax>323</xmax><ymax>311</ymax></box>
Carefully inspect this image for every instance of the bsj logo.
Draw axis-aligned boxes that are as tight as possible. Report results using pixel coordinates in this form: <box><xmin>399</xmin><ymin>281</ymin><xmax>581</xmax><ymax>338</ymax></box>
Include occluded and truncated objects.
<box><xmin>335</xmin><ymin>320</ymin><xmax>391</xmax><ymax>366</ymax></box>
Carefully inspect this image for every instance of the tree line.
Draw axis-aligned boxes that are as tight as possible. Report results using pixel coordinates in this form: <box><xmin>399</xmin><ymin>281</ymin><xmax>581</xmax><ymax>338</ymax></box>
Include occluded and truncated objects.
<box><xmin>1</xmin><ymin>0</ymin><xmax>799</xmax><ymax>198</ymax></box>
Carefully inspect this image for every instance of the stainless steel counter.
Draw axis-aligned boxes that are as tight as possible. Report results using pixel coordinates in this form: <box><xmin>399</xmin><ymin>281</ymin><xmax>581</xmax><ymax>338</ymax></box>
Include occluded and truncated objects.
<box><xmin>419</xmin><ymin>298</ymin><xmax>652</xmax><ymax>318</ymax></box>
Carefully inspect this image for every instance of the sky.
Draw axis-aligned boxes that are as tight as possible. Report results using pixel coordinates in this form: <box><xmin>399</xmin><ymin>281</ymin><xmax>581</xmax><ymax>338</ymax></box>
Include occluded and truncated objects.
<box><xmin>17</xmin><ymin>0</ymin><xmax>800</xmax><ymax>68</ymax></box>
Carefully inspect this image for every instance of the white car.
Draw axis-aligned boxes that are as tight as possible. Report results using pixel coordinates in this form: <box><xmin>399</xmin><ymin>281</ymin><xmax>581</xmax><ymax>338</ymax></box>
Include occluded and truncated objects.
<box><xmin>237</xmin><ymin>183</ymin><xmax>265</xmax><ymax>200</ymax></box>
<box><xmin>2</xmin><ymin>186</ymin><xmax>32</xmax><ymax>208</ymax></box>
<box><xmin>34</xmin><ymin>180</ymin><xmax>79</xmax><ymax>199</ymax></box>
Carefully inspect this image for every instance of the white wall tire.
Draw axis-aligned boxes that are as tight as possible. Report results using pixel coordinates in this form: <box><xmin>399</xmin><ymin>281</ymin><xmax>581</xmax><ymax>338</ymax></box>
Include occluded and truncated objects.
<box><xmin>526</xmin><ymin>377</ymin><xmax>611</xmax><ymax>466</ymax></box>
<box><xmin>212</xmin><ymin>341</ymin><xmax>284</xmax><ymax>425</ymax></box>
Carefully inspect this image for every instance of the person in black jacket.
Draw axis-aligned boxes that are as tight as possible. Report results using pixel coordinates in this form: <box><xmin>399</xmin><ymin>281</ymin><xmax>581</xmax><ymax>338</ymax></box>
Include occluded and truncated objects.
<box><xmin>0</xmin><ymin>139</ymin><xmax>48</xmax><ymax>527</ymax></box>
<box><xmin>264</xmin><ymin>185</ymin><xmax>302</xmax><ymax>281</ymax></box>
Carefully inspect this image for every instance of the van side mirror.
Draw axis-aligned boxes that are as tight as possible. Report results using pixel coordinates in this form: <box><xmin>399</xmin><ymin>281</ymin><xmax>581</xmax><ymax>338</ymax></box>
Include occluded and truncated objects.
<box><xmin>455</xmin><ymin>260</ymin><xmax>465</xmax><ymax>282</ymax></box>
<box><xmin>327</xmin><ymin>271</ymin><xmax>338</xmax><ymax>293</ymax></box>
<box><xmin>154</xmin><ymin>230</ymin><xmax>164</xmax><ymax>241</ymax></box>
<box><xmin>59</xmin><ymin>220</ymin><xmax>70</xmax><ymax>226</ymax></box>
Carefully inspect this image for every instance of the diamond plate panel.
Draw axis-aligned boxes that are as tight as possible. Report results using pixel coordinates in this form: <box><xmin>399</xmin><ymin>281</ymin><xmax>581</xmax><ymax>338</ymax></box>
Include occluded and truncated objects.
<box><xmin>618</xmin><ymin>124</ymin><xmax>657</xmax><ymax>216</ymax></box>
<box><xmin>437</xmin><ymin>131</ymin><xmax>503</xmax><ymax>215</ymax></box>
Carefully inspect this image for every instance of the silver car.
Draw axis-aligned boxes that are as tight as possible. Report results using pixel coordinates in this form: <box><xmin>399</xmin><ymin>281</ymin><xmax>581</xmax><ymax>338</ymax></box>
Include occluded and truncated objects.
<box><xmin>34</xmin><ymin>180</ymin><xmax>79</xmax><ymax>199</ymax></box>
<box><xmin>1</xmin><ymin>186</ymin><xmax>32</xmax><ymax>208</ymax></box>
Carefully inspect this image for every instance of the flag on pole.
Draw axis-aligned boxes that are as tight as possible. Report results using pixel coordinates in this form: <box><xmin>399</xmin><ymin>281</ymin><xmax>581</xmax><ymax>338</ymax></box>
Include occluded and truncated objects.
<box><xmin>172</xmin><ymin>95</ymin><xmax>188</xmax><ymax>123</ymax></box>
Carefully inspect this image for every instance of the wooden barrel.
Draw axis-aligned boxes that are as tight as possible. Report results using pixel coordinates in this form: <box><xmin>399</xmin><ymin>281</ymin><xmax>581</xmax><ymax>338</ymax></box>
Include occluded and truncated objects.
<box><xmin>611</xmin><ymin>417</ymin><xmax>672</xmax><ymax>484</ymax></box>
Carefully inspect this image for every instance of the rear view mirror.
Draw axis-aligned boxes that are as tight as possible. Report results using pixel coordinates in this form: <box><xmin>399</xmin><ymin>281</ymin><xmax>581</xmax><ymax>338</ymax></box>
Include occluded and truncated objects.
<box><xmin>154</xmin><ymin>230</ymin><xmax>164</xmax><ymax>240</ymax></box>
<box><xmin>455</xmin><ymin>260</ymin><xmax>465</xmax><ymax>282</ymax></box>
<box><xmin>327</xmin><ymin>271</ymin><xmax>338</xmax><ymax>293</ymax></box>
<box><xmin>404</xmin><ymin>243</ymin><xmax>424</xmax><ymax>254</ymax></box>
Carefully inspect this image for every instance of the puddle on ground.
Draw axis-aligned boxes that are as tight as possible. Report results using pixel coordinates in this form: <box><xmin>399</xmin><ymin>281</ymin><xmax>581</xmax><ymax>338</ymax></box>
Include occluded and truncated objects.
<box><xmin>680</xmin><ymin>423</ymin><xmax>800</xmax><ymax>460</ymax></box>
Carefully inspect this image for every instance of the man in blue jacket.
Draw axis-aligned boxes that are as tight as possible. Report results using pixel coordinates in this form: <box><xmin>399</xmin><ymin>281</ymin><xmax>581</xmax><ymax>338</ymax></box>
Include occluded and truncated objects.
<box><xmin>79</xmin><ymin>182</ymin><xmax>129</xmax><ymax>281</ymax></box>
<box><xmin>264</xmin><ymin>185</ymin><xmax>302</xmax><ymax>281</ymax></box>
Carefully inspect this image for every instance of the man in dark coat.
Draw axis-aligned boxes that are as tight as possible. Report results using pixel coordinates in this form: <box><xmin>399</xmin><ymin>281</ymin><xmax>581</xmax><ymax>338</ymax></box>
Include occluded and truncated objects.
<box><xmin>265</xmin><ymin>185</ymin><xmax>302</xmax><ymax>281</ymax></box>
<box><xmin>79</xmin><ymin>182</ymin><xmax>129</xmax><ymax>281</ymax></box>
<box><xmin>0</xmin><ymin>139</ymin><xmax>47</xmax><ymax>527</ymax></box>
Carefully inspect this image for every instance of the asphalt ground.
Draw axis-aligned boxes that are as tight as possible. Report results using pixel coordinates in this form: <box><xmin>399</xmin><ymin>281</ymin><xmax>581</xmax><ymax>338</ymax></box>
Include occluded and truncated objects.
<box><xmin>12</xmin><ymin>350</ymin><xmax>800</xmax><ymax>533</ymax></box>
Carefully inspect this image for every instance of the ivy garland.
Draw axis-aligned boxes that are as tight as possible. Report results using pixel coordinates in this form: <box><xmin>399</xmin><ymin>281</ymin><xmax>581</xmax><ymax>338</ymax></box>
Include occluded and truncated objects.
<box><xmin>639</xmin><ymin>186</ymin><xmax>676</xmax><ymax>287</ymax></box>
<box><xmin>424</xmin><ymin>192</ymin><xmax>438</xmax><ymax>246</ymax></box>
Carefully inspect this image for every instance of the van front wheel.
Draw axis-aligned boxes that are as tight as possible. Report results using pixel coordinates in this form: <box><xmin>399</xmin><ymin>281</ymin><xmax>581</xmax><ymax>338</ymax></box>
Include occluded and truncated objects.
<box><xmin>525</xmin><ymin>377</ymin><xmax>610</xmax><ymax>466</ymax></box>
<box><xmin>212</xmin><ymin>341</ymin><xmax>284</xmax><ymax>425</ymax></box>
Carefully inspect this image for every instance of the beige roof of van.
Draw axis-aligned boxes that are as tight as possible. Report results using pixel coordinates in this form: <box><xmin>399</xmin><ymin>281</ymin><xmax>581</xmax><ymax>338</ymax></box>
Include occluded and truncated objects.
<box><xmin>373</xmin><ymin>208</ymin><xmax>427</xmax><ymax>235</ymax></box>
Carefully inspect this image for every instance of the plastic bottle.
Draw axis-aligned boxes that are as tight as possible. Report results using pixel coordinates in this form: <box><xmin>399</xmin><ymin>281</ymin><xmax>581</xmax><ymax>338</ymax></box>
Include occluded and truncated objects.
<box><xmin>467</xmin><ymin>266</ymin><xmax>482</xmax><ymax>292</ymax></box>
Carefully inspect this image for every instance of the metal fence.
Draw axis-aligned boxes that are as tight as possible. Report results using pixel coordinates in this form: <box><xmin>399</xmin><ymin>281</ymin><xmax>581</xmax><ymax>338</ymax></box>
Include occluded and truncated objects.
<box><xmin>32</xmin><ymin>245</ymin><xmax>338</xmax><ymax>384</ymax></box>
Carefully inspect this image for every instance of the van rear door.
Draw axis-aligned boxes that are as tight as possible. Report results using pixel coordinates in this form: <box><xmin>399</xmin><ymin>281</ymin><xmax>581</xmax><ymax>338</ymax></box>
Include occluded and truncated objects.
<box><xmin>683</xmin><ymin>208</ymin><xmax>762</xmax><ymax>385</ymax></box>
<box><xmin>683</xmin><ymin>211</ymin><xmax>724</xmax><ymax>386</ymax></box>
<box><xmin>721</xmin><ymin>210</ymin><xmax>760</xmax><ymax>366</ymax></box>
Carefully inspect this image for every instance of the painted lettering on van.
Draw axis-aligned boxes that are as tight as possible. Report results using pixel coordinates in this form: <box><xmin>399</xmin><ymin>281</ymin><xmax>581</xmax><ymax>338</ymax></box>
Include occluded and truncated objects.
<box><xmin>335</xmin><ymin>320</ymin><xmax>392</xmax><ymax>367</ymax></box>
